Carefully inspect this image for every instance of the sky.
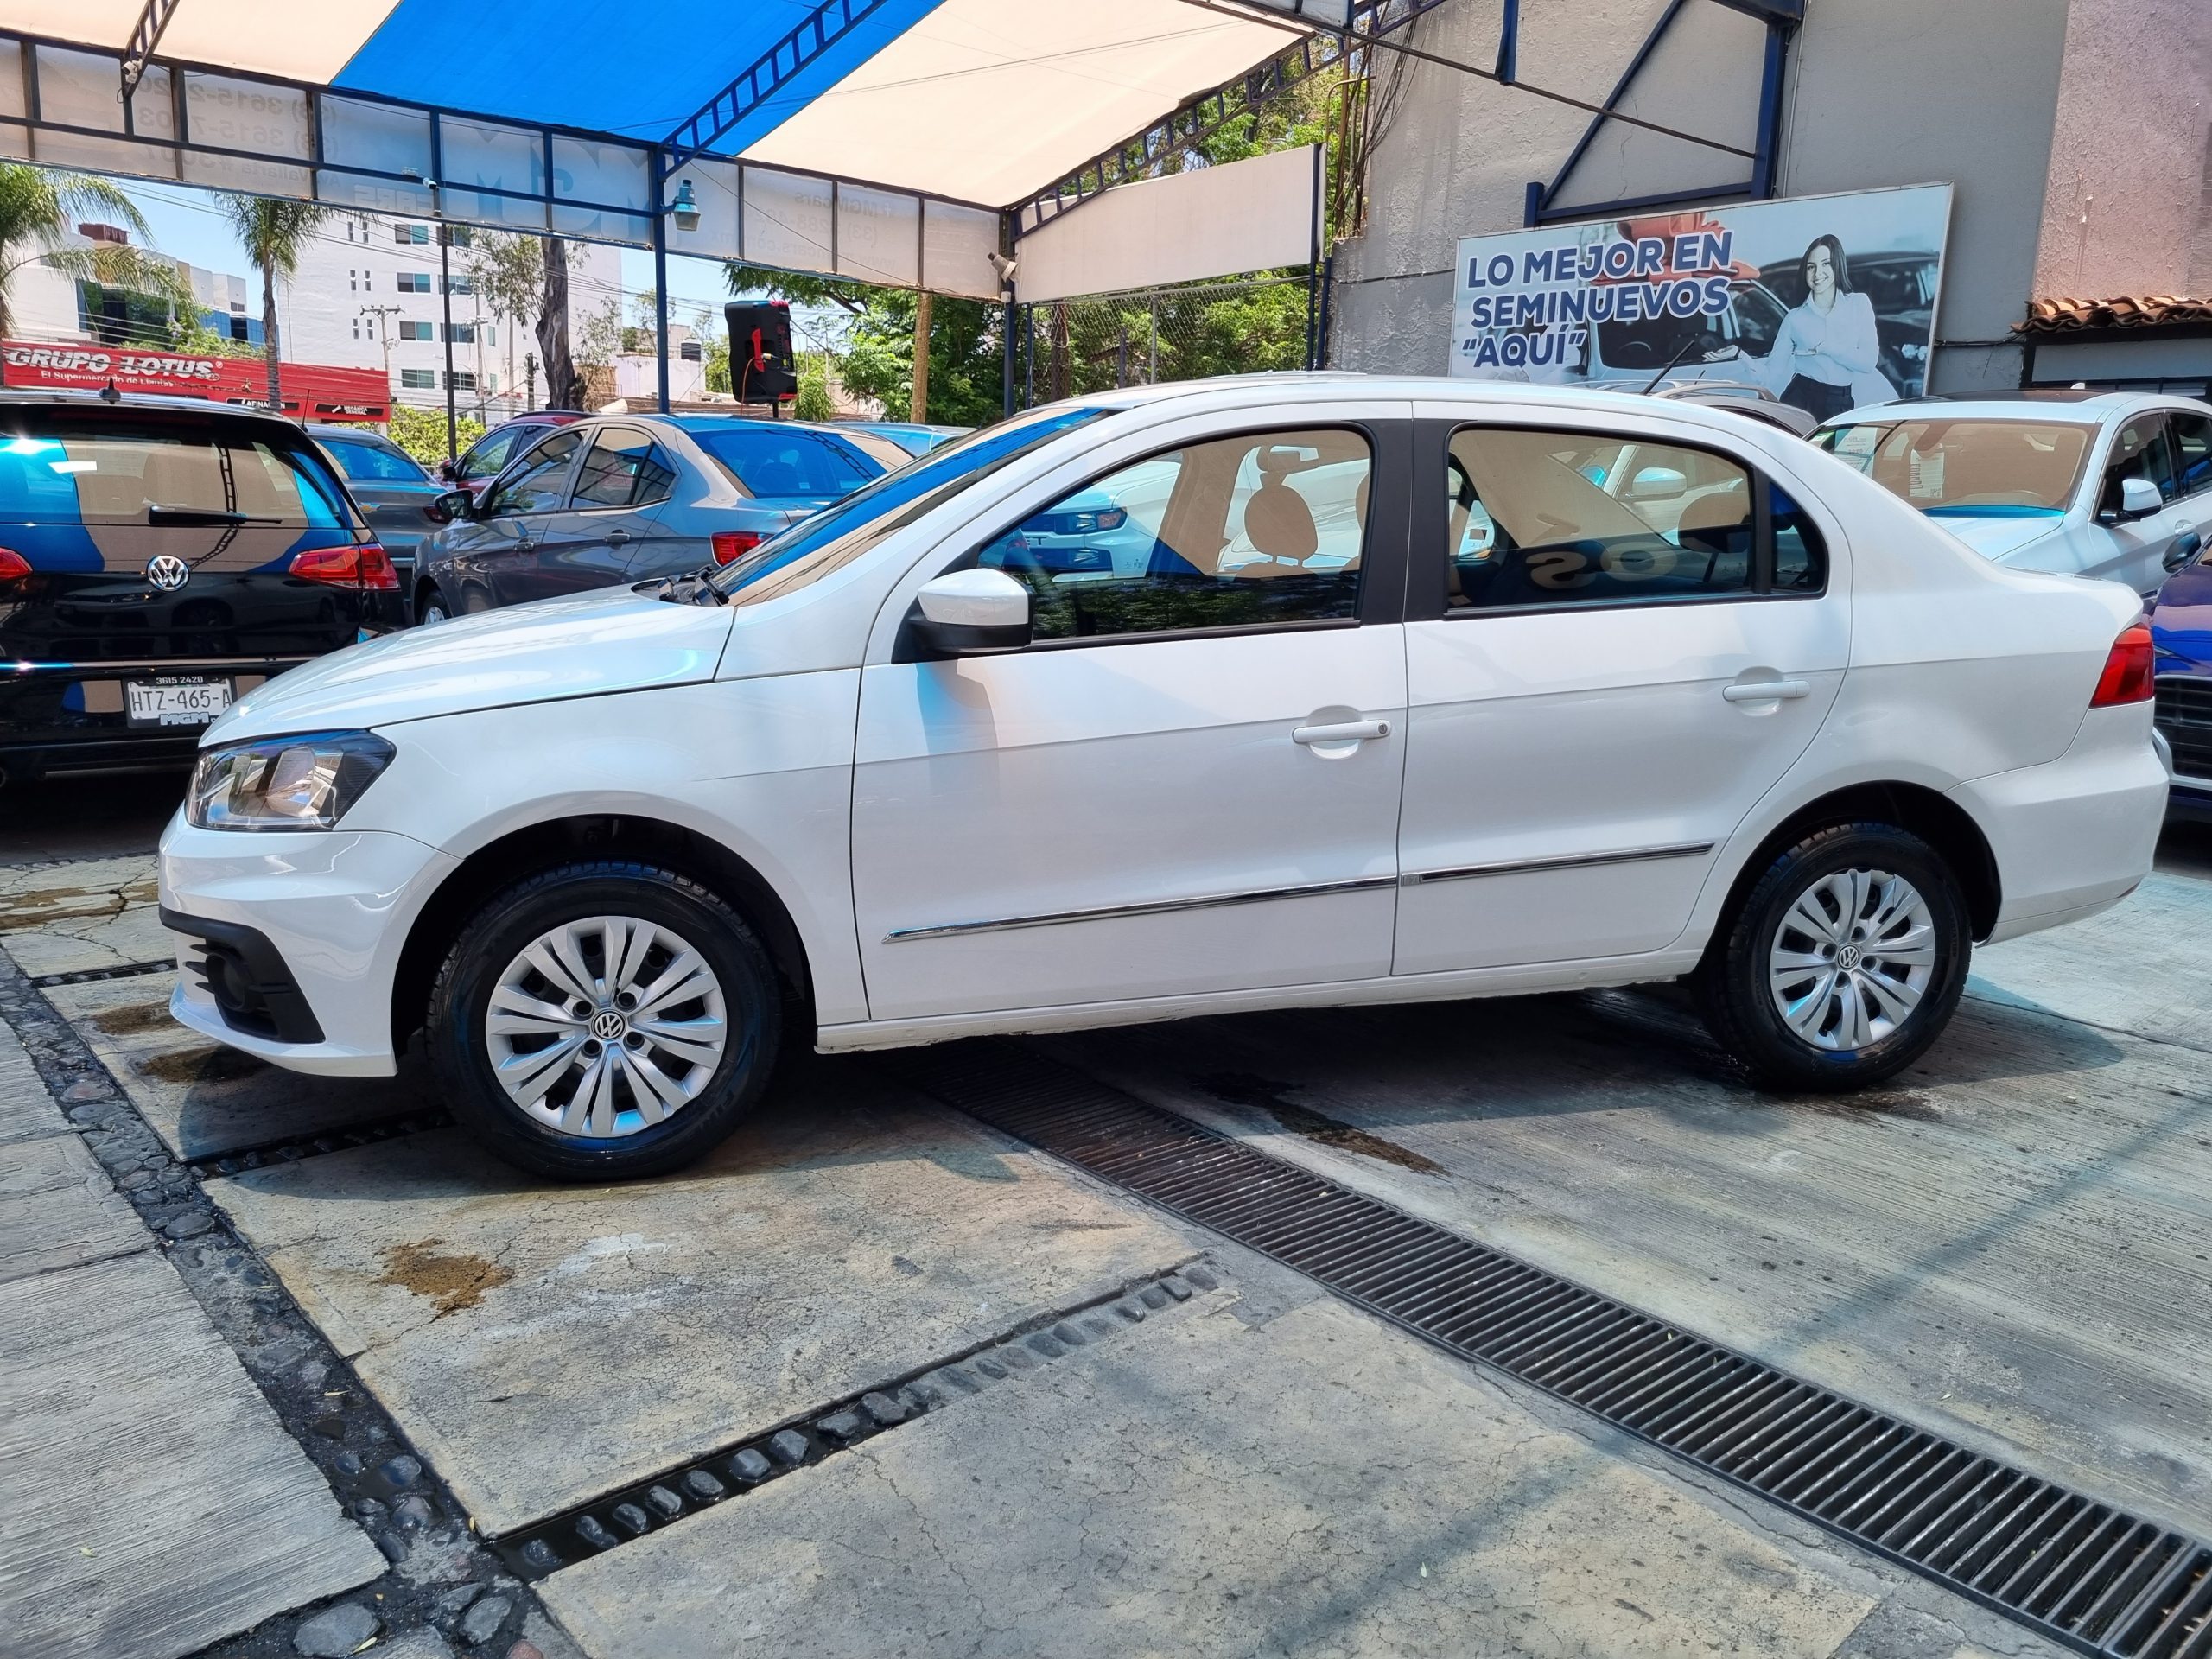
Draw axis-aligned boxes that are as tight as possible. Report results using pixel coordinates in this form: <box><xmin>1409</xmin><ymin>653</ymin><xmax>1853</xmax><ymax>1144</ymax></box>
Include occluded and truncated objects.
<box><xmin>112</xmin><ymin>180</ymin><xmax>791</xmax><ymax>349</ymax></box>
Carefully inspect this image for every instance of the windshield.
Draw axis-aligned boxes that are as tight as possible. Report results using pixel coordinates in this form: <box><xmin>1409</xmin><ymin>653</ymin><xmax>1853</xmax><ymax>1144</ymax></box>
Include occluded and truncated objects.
<box><xmin>687</xmin><ymin>425</ymin><xmax>882</xmax><ymax>498</ymax></box>
<box><xmin>708</xmin><ymin>405</ymin><xmax>1109</xmax><ymax>603</ymax></box>
<box><xmin>322</xmin><ymin>436</ymin><xmax>429</xmax><ymax>484</ymax></box>
<box><xmin>1815</xmin><ymin>418</ymin><xmax>2092</xmax><ymax>513</ymax></box>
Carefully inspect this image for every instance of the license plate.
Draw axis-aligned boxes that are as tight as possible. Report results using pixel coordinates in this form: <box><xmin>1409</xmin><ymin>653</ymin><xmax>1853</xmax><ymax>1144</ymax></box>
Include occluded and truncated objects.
<box><xmin>125</xmin><ymin>677</ymin><xmax>233</xmax><ymax>728</ymax></box>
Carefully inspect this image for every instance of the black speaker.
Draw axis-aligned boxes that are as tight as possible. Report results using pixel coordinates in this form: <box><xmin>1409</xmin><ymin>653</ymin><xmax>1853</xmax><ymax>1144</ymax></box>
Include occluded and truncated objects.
<box><xmin>723</xmin><ymin>301</ymin><xmax>798</xmax><ymax>404</ymax></box>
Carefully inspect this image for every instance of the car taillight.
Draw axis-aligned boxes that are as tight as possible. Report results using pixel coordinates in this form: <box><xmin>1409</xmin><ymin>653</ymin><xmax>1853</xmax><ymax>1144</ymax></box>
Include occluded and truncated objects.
<box><xmin>0</xmin><ymin>548</ymin><xmax>29</xmax><ymax>584</ymax></box>
<box><xmin>290</xmin><ymin>542</ymin><xmax>399</xmax><ymax>590</ymax></box>
<box><xmin>711</xmin><ymin>530</ymin><xmax>765</xmax><ymax>565</ymax></box>
<box><xmin>2090</xmin><ymin>622</ymin><xmax>2154</xmax><ymax>707</ymax></box>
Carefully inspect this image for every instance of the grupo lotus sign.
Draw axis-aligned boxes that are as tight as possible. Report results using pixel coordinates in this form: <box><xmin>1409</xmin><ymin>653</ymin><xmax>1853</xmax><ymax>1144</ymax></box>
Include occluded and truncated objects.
<box><xmin>0</xmin><ymin>340</ymin><xmax>390</xmax><ymax>423</ymax></box>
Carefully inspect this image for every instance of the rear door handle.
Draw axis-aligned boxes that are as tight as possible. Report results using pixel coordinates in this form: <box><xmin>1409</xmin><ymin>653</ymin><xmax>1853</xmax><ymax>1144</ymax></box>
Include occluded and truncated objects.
<box><xmin>1722</xmin><ymin>678</ymin><xmax>1810</xmax><ymax>702</ymax></box>
<box><xmin>1293</xmin><ymin>719</ymin><xmax>1391</xmax><ymax>745</ymax></box>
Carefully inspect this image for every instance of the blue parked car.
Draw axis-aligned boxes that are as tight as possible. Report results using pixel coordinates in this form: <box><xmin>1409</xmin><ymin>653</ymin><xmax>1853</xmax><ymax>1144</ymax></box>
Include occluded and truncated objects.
<box><xmin>2150</xmin><ymin>531</ymin><xmax>2212</xmax><ymax>818</ymax></box>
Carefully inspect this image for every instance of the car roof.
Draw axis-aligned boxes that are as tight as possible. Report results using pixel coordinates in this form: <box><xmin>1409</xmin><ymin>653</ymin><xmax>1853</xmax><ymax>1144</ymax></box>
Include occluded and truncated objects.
<box><xmin>305</xmin><ymin>423</ymin><xmax>401</xmax><ymax>442</ymax></box>
<box><xmin>662</xmin><ymin>415</ymin><xmax>864</xmax><ymax>438</ymax></box>
<box><xmin>1816</xmin><ymin>390</ymin><xmax>2183</xmax><ymax>426</ymax></box>
<box><xmin>0</xmin><ymin>386</ymin><xmax>305</xmax><ymax>427</ymax></box>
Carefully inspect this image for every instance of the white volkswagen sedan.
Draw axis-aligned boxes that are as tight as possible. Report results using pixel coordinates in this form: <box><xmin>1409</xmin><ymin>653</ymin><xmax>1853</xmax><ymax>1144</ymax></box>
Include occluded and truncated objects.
<box><xmin>1815</xmin><ymin>390</ymin><xmax>2212</xmax><ymax>599</ymax></box>
<box><xmin>159</xmin><ymin>377</ymin><xmax>2166</xmax><ymax>1179</ymax></box>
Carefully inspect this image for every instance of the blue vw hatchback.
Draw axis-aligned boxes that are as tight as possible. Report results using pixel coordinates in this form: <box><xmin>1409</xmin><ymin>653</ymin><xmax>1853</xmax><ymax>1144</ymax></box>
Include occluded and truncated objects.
<box><xmin>0</xmin><ymin>391</ymin><xmax>402</xmax><ymax>783</ymax></box>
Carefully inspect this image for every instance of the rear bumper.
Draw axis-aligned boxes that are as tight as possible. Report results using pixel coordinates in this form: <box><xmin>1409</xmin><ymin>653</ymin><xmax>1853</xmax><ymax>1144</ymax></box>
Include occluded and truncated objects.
<box><xmin>0</xmin><ymin>658</ymin><xmax>309</xmax><ymax>776</ymax></box>
<box><xmin>1955</xmin><ymin>706</ymin><xmax>2167</xmax><ymax>944</ymax></box>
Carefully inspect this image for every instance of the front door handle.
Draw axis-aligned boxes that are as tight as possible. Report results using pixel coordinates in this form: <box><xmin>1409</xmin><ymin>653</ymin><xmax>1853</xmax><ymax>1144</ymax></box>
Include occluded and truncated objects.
<box><xmin>1722</xmin><ymin>678</ymin><xmax>1810</xmax><ymax>702</ymax></box>
<box><xmin>1293</xmin><ymin>718</ymin><xmax>1391</xmax><ymax>746</ymax></box>
<box><xmin>606</xmin><ymin>528</ymin><xmax>632</xmax><ymax>544</ymax></box>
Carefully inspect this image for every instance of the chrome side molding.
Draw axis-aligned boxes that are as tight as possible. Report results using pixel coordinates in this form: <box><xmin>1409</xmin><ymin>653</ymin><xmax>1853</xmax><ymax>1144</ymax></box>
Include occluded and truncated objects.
<box><xmin>1402</xmin><ymin>842</ymin><xmax>1714</xmax><ymax>885</ymax></box>
<box><xmin>887</xmin><ymin>874</ymin><xmax>1398</xmax><ymax>944</ymax></box>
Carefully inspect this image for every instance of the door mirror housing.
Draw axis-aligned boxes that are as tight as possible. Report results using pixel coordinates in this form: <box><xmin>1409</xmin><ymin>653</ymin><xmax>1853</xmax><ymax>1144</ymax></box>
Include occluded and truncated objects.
<box><xmin>2117</xmin><ymin>476</ymin><xmax>2164</xmax><ymax>519</ymax></box>
<box><xmin>912</xmin><ymin>568</ymin><xmax>1033</xmax><ymax>654</ymax></box>
<box><xmin>1624</xmin><ymin>465</ymin><xmax>1688</xmax><ymax>502</ymax></box>
<box><xmin>427</xmin><ymin>488</ymin><xmax>475</xmax><ymax>525</ymax></box>
<box><xmin>2165</xmin><ymin>530</ymin><xmax>2204</xmax><ymax>574</ymax></box>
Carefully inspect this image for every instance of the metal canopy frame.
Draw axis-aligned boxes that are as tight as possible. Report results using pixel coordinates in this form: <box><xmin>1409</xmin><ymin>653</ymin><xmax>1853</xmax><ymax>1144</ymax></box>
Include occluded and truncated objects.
<box><xmin>1013</xmin><ymin>0</ymin><xmax>1454</xmax><ymax>238</ymax></box>
<box><xmin>1523</xmin><ymin>0</ymin><xmax>1796</xmax><ymax>227</ymax></box>
<box><xmin>0</xmin><ymin>0</ymin><xmax>1394</xmax><ymax>418</ymax></box>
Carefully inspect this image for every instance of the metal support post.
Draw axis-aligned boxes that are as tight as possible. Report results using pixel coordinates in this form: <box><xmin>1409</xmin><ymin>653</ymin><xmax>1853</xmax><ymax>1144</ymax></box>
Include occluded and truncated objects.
<box><xmin>652</xmin><ymin>153</ymin><xmax>671</xmax><ymax>415</ymax></box>
<box><xmin>439</xmin><ymin>226</ymin><xmax>457</xmax><ymax>461</ymax></box>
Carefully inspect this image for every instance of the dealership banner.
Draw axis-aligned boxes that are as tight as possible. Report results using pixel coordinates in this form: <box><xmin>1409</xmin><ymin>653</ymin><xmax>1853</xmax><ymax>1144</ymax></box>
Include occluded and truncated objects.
<box><xmin>1448</xmin><ymin>183</ymin><xmax>1953</xmax><ymax>417</ymax></box>
<box><xmin>0</xmin><ymin>341</ymin><xmax>391</xmax><ymax>423</ymax></box>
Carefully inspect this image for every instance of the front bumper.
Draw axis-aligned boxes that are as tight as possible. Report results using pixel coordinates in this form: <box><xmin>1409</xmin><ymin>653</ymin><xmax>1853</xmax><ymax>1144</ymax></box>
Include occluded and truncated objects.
<box><xmin>158</xmin><ymin>818</ymin><xmax>458</xmax><ymax>1077</ymax></box>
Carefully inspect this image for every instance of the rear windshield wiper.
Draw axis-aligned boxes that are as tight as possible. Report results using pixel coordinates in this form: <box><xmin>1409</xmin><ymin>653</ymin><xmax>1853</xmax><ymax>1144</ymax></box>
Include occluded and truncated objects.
<box><xmin>145</xmin><ymin>505</ymin><xmax>282</xmax><ymax>527</ymax></box>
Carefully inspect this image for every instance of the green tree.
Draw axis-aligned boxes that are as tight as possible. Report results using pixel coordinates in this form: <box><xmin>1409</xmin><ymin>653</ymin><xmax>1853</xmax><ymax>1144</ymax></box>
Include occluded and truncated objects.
<box><xmin>792</xmin><ymin>352</ymin><xmax>835</xmax><ymax>423</ymax></box>
<box><xmin>216</xmin><ymin>194</ymin><xmax>330</xmax><ymax>409</ymax></box>
<box><xmin>464</xmin><ymin>231</ymin><xmax>542</xmax><ymax>404</ymax></box>
<box><xmin>388</xmin><ymin>404</ymin><xmax>483</xmax><ymax>468</ymax></box>
<box><xmin>0</xmin><ymin>164</ymin><xmax>179</xmax><ymax>340</ymax></box>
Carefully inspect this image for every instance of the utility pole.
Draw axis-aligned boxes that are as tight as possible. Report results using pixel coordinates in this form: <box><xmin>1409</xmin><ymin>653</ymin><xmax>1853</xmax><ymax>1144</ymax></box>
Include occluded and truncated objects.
<box><xmin>910</xmin><ymin>290</ymin><xmax>931</xmax><ymax>423</ymax></box>
<box><xmin>359</xmin><ymin>304</ymin><xmax>400</xmax><ymax>416</ymax></box>
<box><xmin>437</xmin><ymin>224</ymin><xmax>458</xmax><ymax>462</ymax></box>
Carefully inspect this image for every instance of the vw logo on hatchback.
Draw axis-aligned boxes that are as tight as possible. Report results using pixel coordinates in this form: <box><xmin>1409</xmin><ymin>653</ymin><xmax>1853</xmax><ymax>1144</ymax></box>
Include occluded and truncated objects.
<box><xmin>144</xmin><ymin>555</ymin><xmax>191</xmax><ymax>592</ymax></box>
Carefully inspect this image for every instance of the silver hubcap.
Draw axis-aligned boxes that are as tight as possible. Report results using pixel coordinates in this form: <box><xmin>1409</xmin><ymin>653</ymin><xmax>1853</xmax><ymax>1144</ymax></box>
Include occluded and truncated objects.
<box><xmin>483</xmin><ymin>916</ymin><xmax>727</xmax><ymax>1139</ymax></box>
<box><xmin>1767</xmin><ymin>868</ymin><xmax>1938</xmax><ymax>1052</ymax></box>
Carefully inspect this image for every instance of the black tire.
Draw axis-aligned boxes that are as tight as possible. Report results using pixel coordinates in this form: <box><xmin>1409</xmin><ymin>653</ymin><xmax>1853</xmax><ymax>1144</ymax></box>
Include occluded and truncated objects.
<box><xmin>1694</xmin><ymin>822</ymin><xmax>1970</xmax><ymax>1092</ymax></box>
<box><xmin>426</xmin><ymin>861</ymin><xmax>782</xmax><ymax>1180</ymax></box>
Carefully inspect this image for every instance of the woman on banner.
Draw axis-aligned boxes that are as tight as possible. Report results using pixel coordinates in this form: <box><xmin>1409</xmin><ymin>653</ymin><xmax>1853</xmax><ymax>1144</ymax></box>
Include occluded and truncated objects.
<box><xmin>1705</xmin><ymin>233</ymin><xmax>1895</xmax><ymax>420</ymax></box>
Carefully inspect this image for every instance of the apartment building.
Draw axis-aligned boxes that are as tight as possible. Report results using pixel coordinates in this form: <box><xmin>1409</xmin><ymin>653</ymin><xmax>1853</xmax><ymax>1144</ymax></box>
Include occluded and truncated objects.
<box><xmin>5</xmin><ymin>221</ymin><xmax>254</xmax><ymax>350</ymax></box>
<box><xmin>281</xmin><ymin>211</ymin><xmax>622</xmax><ymax>422</ymax></box>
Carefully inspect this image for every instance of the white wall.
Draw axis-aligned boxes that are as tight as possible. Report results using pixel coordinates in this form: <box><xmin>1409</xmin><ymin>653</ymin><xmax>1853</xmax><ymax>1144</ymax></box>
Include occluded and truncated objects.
<box><xmin>280</xmin><ymin>213</ymin><xmax>622</xmax><ymax>423</ymax></box>
<box><xmin>1331</xmin><ymin>0</ymin><xmax>2098</xmax><ymax>396</ymax></box>
<box><xmin>2031</xmin><ymin>0</ymin><xmax>2212</xmax><ymax>302</ymax></box>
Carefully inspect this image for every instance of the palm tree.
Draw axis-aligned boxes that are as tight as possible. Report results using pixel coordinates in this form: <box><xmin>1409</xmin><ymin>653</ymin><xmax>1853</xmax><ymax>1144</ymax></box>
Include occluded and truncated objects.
<box><xmin>0</xmin><ymin>164</ymin><xmax>156</xmax><ymax>340</ymax></box>
<box><xmin>217</xmin><ymin>194</ymin><xmax>329</xmax><ymax>410</ymax></box>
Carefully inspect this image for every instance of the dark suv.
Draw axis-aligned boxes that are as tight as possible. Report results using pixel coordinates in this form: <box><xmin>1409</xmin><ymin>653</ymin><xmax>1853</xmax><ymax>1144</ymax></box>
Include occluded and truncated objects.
<box><xmin>0</xmin><ymin>391</ymin><xmax>404</xmax><ymax>783</ymax></box>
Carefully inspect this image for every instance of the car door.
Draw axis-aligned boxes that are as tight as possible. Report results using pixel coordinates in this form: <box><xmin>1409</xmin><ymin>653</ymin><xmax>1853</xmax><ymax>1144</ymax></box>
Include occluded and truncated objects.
<box><xmin>2090</xmin><ymin>412</ymin><xmax>2187</xmax><ymax>597</ymax></box>
<box><xmin>2162</xmin><ymin>407</ymin><xmax>2212</xmax><ymax>575</ymax></box>
<box><xmin>849</xmin><ymin>408</ymin><xmax>1413</xmax><ymax>1023</ymax></box>
<box><xmin>1395</xmin><ymin>407</ymin><xmax>1848</xmax><ymax>975</ymax></box>
<box><xmin>467</xmin><ymin>429</ymin><xmax>585</xmax><ymax>608</ymax></box>
<box><xmin>527</xmin><ymin>425</ymin><xmax>677</xmax><ymax>597</ymax></box>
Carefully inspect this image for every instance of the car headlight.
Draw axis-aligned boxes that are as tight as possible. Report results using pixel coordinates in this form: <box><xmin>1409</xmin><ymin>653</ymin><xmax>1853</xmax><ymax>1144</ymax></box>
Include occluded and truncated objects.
<box><xmin>188</xmin><ymin>731</ymin><xmax>397</xmax><ymax>831</ymax></box>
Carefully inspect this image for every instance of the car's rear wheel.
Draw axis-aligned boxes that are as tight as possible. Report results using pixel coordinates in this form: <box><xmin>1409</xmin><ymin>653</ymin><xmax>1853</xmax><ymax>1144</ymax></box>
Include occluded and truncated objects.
<box><xmin>1694</xmin><ymin>822</ymin><xmax>1970</xmax><ymax>1091</ymax></box>
<box><xmin>427</xmin><ymin>861</ymin><xmax>780</xmax><ymax>1179</ymax></box>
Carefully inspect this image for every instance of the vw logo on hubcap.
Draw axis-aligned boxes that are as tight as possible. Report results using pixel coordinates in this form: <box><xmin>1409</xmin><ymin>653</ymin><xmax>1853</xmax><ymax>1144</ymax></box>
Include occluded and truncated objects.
<box><xmin>588</xmin><ymin>1008</ymin><xmax>629</xmax><ymax>1041</ymax></box>
<box><xmin>1834</xmin><ymin>943</ymin><xmax>1862</xmax><ymax>970</ymax></box>
<box><xmin>144</xmin><ymin>555</ymin><xmax>190</xmax><ymax>592</ymax></box>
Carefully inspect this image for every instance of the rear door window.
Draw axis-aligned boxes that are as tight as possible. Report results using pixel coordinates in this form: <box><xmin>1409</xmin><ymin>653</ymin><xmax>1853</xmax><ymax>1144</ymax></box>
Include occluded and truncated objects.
<box><xmin>570</xmin><ymin>427</ymin><xmax>677</xmax><ymax>509</ymax></box>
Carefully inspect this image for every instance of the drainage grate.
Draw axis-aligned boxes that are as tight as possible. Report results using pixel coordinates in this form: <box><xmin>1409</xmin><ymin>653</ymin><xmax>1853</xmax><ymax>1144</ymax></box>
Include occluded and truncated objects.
<box><xmin>889</xmin><ymin>1044</ymin><xmax>2212</xmax><ymax>1659</ymax></box>
<box><xmin>492</xmin><ymin>1262</ymin><xmax>1217</xmax><ymax>1580</ymax></box>
<box><xmin>184</xmin><ymin>1108</ymin><xmax>456</xmax><ymax>1179</ymax></box>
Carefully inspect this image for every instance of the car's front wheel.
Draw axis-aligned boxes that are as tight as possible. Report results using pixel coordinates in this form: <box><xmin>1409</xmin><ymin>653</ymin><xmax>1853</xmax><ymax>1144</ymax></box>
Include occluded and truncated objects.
<box><xmin>1695</xmin><ymin>822</ymin><xmax>1970</xmax><ymax>1091</ymax></box>
<box><xmin>416</xmin><ymin>586</ymin><xmax>452</xmax><ymax>626</ymax></box>
<box><xmin>427</xmin><ymin>861</ymin><xmax>781</xmax><ymax>1179</ymax></box>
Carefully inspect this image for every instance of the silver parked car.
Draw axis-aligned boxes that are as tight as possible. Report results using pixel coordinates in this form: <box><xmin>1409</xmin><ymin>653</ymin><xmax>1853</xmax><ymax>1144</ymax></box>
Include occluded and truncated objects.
<box><xmin>308</xmin><ymin>423</ymin><xmax>447</xmax><ymax>601</ymax></box>
<box><xmin>414</xmin><ymin>415</ymin><xmax>910</xmax><ymax>620</ymax></box>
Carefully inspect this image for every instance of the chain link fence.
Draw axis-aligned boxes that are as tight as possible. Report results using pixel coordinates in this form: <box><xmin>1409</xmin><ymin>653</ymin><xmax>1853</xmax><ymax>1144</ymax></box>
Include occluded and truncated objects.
<box><xmin>1013</xmin><ymin>274</ymin><xmax>1321</xmax><ymax>410</ymax></box>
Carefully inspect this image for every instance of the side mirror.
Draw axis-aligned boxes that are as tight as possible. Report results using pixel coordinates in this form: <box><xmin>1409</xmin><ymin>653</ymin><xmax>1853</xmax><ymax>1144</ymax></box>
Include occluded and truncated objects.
<box><xmin>2119</xmin><ymin>476</ymin><xmax>2164</xmax><ymax>518</ymax></box>
<box><xmin>434</xmin><ymin>458</ymin><xmax>458</xmax><ymax>483</ymax></box>
<box><xmin>427</xmin><ymin>488</ymin><xmax>475</xmax><ymax>525</ymax></box>
<box><xmin>912</xmin><ymin>568</ymin><xmax>1032</xmax><ymax>654</ymax></box>
<box><xmin>1624</xmin><ymin>465</ymin><xmax>1688</xmax><ymax>501</ymax></box>
<box><xmin>2166</xmin><ymin>531</ymin><xmax>2204</xmax><ymax>574</ymax></box>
